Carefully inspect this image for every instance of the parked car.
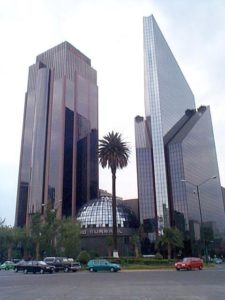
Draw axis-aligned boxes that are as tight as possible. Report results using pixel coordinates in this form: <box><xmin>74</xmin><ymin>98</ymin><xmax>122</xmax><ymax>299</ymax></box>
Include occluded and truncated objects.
<box><xmin>175</xmin><ymin>257</ymin><xmax>203</xmax><ymax>271</ymax></box>
<box><xmin>66</xmin><ymin>261</ymin><xmax>81</xmax><ymax>272</ymax></box>
<box><xmin>87</xmin><ymin>259</ymin><xmax>121</xmax><ymax>272</ymax></box>
<box><xmin>14</xmin><ymin>260</ymin><xmax>55</xmax><ymax>274</ymax></box>
<box><xmin>14</xmin><ymin>260</ymin><xmax>28</xmax><ymax>272</ymax></box>
<box><xmin>214</xmin><ymin>258</ymin><xmax>223</xmax><ymax>264</ymax></box>
<box><xmin>44</xmin><ymin>257</ymin><xmax>75</xmax><ymax>272</ymax></box>
<box><xmin>0</xmin><ymin>261</ymin><xmax>15</xmax><ymax>270</ymax></box>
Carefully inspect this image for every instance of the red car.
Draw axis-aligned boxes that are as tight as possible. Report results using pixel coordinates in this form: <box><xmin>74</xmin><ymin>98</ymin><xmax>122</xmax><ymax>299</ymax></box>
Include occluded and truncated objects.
<box><xmin>175</xmin><ymin>257</ymin><xmax>203</xmax><ymax>271</ymax></box>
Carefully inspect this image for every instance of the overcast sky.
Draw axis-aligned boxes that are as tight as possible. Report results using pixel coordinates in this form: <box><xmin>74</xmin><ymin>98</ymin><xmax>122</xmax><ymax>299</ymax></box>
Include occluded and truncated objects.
<box><xmin>0</xmin><ymin>0</ymin><xmax>225</xmax><ymax>226</ymax></box>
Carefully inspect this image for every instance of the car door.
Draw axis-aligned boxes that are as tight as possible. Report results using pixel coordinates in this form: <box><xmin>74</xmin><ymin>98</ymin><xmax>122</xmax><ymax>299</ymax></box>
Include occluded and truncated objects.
<box><xmin>192</xmin><ymin>258</ymin><xmax>198</xmax><ymax>269</ymax></box>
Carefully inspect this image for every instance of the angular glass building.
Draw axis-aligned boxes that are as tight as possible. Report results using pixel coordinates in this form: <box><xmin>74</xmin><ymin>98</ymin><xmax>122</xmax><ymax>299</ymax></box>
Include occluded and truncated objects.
<box><xmin>143</xmin><ymin>15</ymin><xmax>195</xmax><ymax>234</ymax></box>
<box><xmin>165</xmin><ymin>107</ymin><xmax>225</xmax><ymax>248</ymax></box>
<box><xmin>15</xmin><ymin>42</ymin><xmax>98</xmax><ymax>227</ymax></box>
<box><xmin>136</xmin><ymin>15</ymin><xmax>225</xmax><ymax>253</ymax></box>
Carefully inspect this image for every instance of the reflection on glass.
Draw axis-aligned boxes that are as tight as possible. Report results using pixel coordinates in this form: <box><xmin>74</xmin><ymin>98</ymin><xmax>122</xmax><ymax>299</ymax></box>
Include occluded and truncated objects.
<box><xmin>77</xmin><ymin>197</ymin><xmax>139</xmax><ymax>229</ymax></box>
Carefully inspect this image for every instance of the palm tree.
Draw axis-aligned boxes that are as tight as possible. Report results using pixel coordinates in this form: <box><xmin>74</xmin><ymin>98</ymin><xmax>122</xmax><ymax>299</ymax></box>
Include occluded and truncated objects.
<box><xmin>99</xmin><ymin>131</ymin><xmax>130</xmax><ymax>255</ymax></box>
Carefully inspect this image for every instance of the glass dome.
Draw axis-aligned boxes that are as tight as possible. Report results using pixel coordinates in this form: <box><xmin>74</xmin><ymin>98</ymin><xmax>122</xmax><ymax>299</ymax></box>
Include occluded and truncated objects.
<box><xmin>77</xmin><ymin>197</ymin><xmax>139</xmax><ymax>229</ymax></box>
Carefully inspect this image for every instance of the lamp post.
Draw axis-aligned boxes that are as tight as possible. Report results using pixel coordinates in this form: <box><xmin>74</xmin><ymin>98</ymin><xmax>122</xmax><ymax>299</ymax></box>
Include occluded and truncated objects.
<box><xmin>181</xmin><ymin>176</ymin><xmax>216</xmax><ymax>262</ymax></box>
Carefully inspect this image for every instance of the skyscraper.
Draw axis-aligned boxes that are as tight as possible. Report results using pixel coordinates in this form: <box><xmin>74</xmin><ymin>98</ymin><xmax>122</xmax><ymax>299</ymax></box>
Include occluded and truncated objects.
<box><xmin>15</xmin><ymin>42</ymin><xmax>98</xmax><ymax>227</ymax></box>
<box><xmin>136</xmin><ymin>15</ymin><xmax>225</xmax><ymax>251</ymax></box>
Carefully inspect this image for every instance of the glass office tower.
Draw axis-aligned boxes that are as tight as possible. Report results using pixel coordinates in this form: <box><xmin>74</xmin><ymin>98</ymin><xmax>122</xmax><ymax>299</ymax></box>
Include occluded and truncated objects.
<box><xmin>165</xmin><ymin>106</ymin><xmax>225</xmax><ymax>246</ymax></box>
<box><xmin>15</xmin><ymin>42</ymin><xmax>98</xmax><ymax>227</ymax></box>
<box><xmin>142</xmin><ymin>15</ymin><xmax>195</xmax><ymax>234</ymax></box>
<box><xmin>136</xmin><ymin>15</ymin><xmax>225</xmax><ymax>246</ymax></box>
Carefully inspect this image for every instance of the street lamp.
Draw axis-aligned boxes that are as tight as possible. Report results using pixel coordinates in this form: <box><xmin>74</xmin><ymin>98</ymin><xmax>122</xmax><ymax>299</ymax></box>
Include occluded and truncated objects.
<box><xmin>181</xmin><ymin>176</ymin><xmax>216</xmax><ymax>262</ymax></box>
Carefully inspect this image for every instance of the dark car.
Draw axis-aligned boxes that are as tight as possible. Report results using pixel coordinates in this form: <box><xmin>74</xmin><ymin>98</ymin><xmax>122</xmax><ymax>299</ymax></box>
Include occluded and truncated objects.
<box><xmin>87</xmin><ymin>259</ymin><xmax>121</xmax><ymax>272</ymax></box>
<box><xmin>175</xmin><ymin>257</ymin><xmax>203</xmax><ymax>271</ymax></box>
<box><xmin>14</xmin><ymin>260</ymin><xmax>27</xmax><ymax>272</ymax></box>
<box><xmin>14</xmin><ymin>260</ymin><xmax>55</xmax><ymax>274</ymax></box>
<box><xmin>44</xmin><ymin>257</ymin><xmax>71</xmax><ymax>272</ymax></box>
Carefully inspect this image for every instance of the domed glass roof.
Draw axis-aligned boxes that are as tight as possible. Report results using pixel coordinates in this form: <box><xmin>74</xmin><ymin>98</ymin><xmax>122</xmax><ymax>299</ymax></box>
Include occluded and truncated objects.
<box><xmin>77</xmin><ymin>197</ymin><xmax>139</xmax><ymax>229</ymax></box>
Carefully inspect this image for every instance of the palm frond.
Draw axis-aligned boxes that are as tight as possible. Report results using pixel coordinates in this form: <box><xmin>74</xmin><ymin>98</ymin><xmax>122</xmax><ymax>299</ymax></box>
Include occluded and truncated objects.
<box><xmin>98</xmin><ymin>131</ymin><xmax>130</xmax><ymax>173</ymax></box>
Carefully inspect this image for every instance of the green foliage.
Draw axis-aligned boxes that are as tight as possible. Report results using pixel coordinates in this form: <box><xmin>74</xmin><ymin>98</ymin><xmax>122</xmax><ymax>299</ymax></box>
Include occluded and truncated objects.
<box><xmin>77</xmin><ymin>250</ymin><xmax>90</xmax><ymax>265</ymax></box>
<box><xmin>120</xmin><ymin>256</ymin><xmax>175</xmax><ymax>265</ymax></box>
<box><xmin>156</xmin><ymin>227</ymin><xmax>184</xmax><ymax>258</ymax></box>
<box><xmin>0</xmin><ymin>209</ymin><xmax>81</xmax><ymax>261</ymax></box>
<box><xmin>0</xmin><ymin>225</ymin><xmax>27</xmax><ymax>261</ymax></box>
<box><xmin>99</xmin><ymin>131</ymin><xmax>130</xmax><ymax>252</ymax></box>
<box><xmin>57</xmin><ymin>218</ymin><xmax>80</xmax><ymax>258</ymax></box>
<box><xmin>41</xmin><ymin>210</ymin><xmax>60</xmax><ymax>257</ymax></box>
<box><xmin>99</xmin><ymin>131</ymin><xmax>130</xmax><ymax>174</ymax></box>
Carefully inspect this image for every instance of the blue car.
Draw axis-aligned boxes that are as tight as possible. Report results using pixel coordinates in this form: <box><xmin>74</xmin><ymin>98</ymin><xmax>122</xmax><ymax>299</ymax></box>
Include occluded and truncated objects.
<box><xmin>87</xmin><ymin>259</ymin><xmax>121</xmax><ymax>272</ymax></box>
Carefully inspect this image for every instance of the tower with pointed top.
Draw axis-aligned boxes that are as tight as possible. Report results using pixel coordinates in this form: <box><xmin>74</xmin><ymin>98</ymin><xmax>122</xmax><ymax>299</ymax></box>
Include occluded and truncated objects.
<box><xmin>136</xmin><ymin>16</ymin><xmax>225</xmax><ymax>253</ymax></box>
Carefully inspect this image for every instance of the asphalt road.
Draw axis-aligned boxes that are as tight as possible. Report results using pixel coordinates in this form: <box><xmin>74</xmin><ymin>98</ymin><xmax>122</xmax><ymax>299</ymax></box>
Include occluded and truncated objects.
<box><xmin>0</xmin><ymin>264</ymin><xmax>225</xmax><ymax>300</ymax></box>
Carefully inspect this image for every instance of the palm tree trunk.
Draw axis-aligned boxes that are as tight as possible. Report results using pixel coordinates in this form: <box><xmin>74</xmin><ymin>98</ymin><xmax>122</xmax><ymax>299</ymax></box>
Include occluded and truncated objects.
<box><xmin>112</xmin><ymin>171</ymin><xmax>117</xmax><ymax>253</ymax></box>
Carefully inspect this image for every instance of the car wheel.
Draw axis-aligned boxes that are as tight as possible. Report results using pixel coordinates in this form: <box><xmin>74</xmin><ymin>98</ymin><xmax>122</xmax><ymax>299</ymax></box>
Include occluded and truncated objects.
<box><xmin>110</xmin><ymin>267</ymin><xmax>115</xmax><ymax>272</ymax></box>
<box><xmin>64</xmin><ymin>267</ymin><xmax>69</xmax><ymax>273</ymax></box>
<box><xmin>187</xmin><ymin>267</ymin><xmax>191</xmax><ymax>271</ymax></box>
<box><xmin>199</xmin><ymin>266</ymin><xmax>202</xmax><ymax>270</ymax></box>
<box><xmin>40</xmin><ymin>269</ymin><xmax>44</xmax><ymax>274</ymax></box>
<box><xmin>89</xmin><ymin>268</ymin><xmax>94</xmax><ymax>272</ymax></box>
<box><xmin>24</xmin><ymin>269</ymin><xmax>28</xmax><ymax>274</ymax></box>
<box><xmin>14</xmin><ymin>268</ymin><xmax>18</xmax><ymax>272</ymax></box>
<box><xmin>176</xmin><ymin>268</ymin><xmax>180</xmax><ymax>271</ymax></box>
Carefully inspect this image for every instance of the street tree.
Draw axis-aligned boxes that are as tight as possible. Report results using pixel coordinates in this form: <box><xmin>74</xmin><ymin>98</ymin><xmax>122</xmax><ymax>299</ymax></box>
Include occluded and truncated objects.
<box><xmin>57</xmin><ymin>217</ymin><xmax>80</xmax><ymax>258</ymax></box>
<box><xmin>30</xmin><ymin>213</ymin><xmax>43</xmax><ymax>260</ymax></box>
<box><xmin>99</xmin><ymin>131</ymin><xmax>130</xmax><ymax>255</ymax></box>
<box><xmin>156</xmin><ymin>227</ymin><xmax>184</xmax><ymax>259</ymax></box>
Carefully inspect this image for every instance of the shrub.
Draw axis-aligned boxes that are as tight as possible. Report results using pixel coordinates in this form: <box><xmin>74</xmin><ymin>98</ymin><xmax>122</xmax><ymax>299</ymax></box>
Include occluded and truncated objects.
<box><xmin>77</xmin><ymin>250</ymin><xmax>90</xmax><ymax>265</ymax></box>
<box><xmin>119</xmin><ymin>257</ymin><xmax>175</xmax><ymax>265</ymax></box>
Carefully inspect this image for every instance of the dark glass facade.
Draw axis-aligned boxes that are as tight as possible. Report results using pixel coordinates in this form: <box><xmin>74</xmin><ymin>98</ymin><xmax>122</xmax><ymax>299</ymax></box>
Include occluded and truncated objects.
<box><xmin>135</xmin><ymin>15</ymin><xmax>225</xmax><ymax>250</ymax></box>
<box><xmin>15</xmin><ymin>42</ymin><xmax>98</xmax><ymax>227</ymax></box>
<box><xmin>166</xmin><ymin>107</ymin><xmax>225</xmax><ymax>246</ymax></box>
